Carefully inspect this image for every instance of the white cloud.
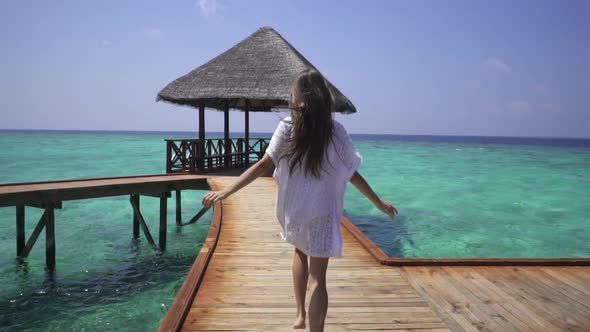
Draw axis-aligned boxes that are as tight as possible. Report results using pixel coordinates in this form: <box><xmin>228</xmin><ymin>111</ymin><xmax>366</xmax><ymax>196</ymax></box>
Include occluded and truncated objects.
<box><xmin>102</xmin><ymin>40</ymin><xmax>112</xmax><ymax>46</ymax></box>
<box><xmin>508</xmin><ymin>100</ymin><xmax>531</xmax><ymax>112</ymax></box>
<box><xmin>142</xmin><ymin>27</ymin><xmax>163</xmax><ymax>39</ymax></box>
<box><xmin>196</xmin><ymin>0</ymin><xmax>218</xmax><ymax>18</ymax></box>
<box><xmin>483</xmin><ymin>57</ymin><xmax>511</xmax><ymax>74</ymax></box>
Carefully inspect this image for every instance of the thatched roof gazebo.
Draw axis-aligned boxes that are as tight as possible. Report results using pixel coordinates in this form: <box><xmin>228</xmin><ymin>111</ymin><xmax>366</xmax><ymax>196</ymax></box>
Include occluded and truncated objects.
<box><xmin>158</xmin><ymin>26</ymin><xmax>356</xmax><ymax>173</ymax></box>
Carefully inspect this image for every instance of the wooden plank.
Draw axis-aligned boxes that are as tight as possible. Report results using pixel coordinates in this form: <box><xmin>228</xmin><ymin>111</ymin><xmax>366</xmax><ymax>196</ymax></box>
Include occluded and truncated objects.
<box><xmin>441</xmin><ymin>266</ymin><xmax>547</xmax><ymax>331</ymax></box>
<box><xmin>441</xmin><ymin>266</ymin><xmax>536</xmax><ymax>332</ymax></box>
<box><xmin>488</xmin><ymin>266</ymin><xmax>590</xmax><ymax>330</ymax></box>
<box><xmin>402</xmin><ymin>267</ymin><xmax>483</xmax><ymax>332</ymax></box>
<box><xmin>518</xmin><ymin>267</ymin><xmax>590</xmax><ymax>310</ymax></box>
<box><xmin>480</xmin><ymin>266</ymin><xmax>583</xmax><ymax>331</ymax></box>
<box><xmin>538</xmin><ymin>267</ymin><xmax>590</xmax><ymax>297</ymax></box>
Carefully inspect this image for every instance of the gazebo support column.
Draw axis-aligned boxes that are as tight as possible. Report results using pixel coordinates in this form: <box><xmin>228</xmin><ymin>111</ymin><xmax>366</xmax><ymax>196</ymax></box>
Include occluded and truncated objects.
<box><xmin>224</xmin><ymin>104</ymin><xmax>230</xmax><ymax>168</ymax></box>
<box><xmin>245</xmin><ymin>105</ymin><xmax>250</xmax><ymax>165</ymax></box>
<box><xmin>197</xmin><ymin>105</ymin><xmax>205</xmax><ymax>171</ymax></box>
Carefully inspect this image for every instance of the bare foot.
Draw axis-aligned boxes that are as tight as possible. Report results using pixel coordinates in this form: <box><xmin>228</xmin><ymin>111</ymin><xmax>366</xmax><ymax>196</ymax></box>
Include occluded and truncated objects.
<box><xmin>292</xmin><ymin>312</ymin><xmax>306</xmax><ymax>329</ymax></box>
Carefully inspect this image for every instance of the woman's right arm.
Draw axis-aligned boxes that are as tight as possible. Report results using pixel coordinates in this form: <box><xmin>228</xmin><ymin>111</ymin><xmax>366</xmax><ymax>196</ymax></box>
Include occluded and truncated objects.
<box><xmin>349</xmin><ymin>171</ymin><xmax>398</xmax><ymax>219</ymax></box>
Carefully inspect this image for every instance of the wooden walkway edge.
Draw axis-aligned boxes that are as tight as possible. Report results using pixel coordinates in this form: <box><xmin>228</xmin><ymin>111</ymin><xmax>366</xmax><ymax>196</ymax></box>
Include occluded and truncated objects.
<box><xmin>159</xmin><ymin>179</ymin><xmax>225</xmax><ymax>332</ymax></box>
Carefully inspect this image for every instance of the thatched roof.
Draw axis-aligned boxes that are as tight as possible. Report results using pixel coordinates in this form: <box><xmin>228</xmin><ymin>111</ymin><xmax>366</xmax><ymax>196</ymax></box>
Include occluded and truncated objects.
<box><xmin>157</xmin><ymin>26</ymin><xmax>356</xmax><ymax>114</ymax></box>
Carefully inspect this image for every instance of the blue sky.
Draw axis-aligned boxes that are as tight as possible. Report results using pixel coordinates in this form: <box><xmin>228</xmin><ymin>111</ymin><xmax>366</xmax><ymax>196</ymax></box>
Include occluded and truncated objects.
<box><xmin>1</xmin><ymin>0</ymin><xmax>588</xmax><ymax>137</ymax></box>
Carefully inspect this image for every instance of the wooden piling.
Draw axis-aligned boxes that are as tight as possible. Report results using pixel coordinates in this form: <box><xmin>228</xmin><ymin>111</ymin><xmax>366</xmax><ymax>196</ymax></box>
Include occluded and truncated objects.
<box><xmin>131</xmin><ymin>194</ymin><xmax>140</xmax><ymax>239</ymax></box>
<box><xmin>16</xmin><ymin>205</ymin><xmax>25</xmax><ymax>256</ymax></box>
<box><xmin>160</xmin><ymin>192</ymin><xmax>168</xmax><ymax>251</ymax></box>
<box><xmin>45</xmin><ymin>208</ymin><xmax>55</xmax><ymax>271</ymax></box>
<box><xmin>175</xmin><ymin>190</ymin><xmax>181</xmax><ymax>226</ymax></box>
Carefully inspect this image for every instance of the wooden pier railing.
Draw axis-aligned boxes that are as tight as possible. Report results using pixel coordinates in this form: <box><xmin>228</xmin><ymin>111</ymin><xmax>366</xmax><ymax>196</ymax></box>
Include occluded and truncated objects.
<box><xmin>165</xmin><ymin>138</ymin><xmax>269</xmax><ymax>173</ymax></box>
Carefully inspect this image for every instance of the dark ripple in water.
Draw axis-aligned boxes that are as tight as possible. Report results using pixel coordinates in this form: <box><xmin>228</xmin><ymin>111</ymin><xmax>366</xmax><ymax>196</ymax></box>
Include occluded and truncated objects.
<box><xmin>0</xmin><ymin>249</ymin><xmax>196</xmax><ymax>331</ymax></box>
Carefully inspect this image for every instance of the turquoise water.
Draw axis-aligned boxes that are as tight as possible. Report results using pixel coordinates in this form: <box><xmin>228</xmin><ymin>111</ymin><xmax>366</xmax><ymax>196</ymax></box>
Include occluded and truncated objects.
<box><xmin>344</xmin><ymin>135</ymin><xmax>590</xmax><ymax>258</ymax></box>
<box><xmin>1</xmin><ymin>130</ymin><xmax>590</xmax><ymax>330</ymax></box>
<box><xmin>0</xmin><ymin>131</ymin><xmax>213</xmax><ymax>331</ymax></box>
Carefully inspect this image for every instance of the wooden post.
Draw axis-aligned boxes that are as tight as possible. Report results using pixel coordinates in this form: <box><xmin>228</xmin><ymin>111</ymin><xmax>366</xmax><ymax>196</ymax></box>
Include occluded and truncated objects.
<box><xmin>16</xmin><ymin>205</ymin><xmax>25</xmax><ymax>256</ymax></box>
<box><xmin>166</xmin><ymin>141</ymin><xmax>172</xmax><ymax>173</ymax></box>
<box><xmin>46</xmin><ymin>207</ymin><xmax>55</xmax><ymax>271</ymax></box>
<box><xmin>175</xmin><ymin>190</ymin><xmax>181</xmax><ymax>226</ymax></box>
<box><xmin>159</xmin><ymin>192</ymin><xmax>167</xmax><ymax>251</ymax></box>
<box><xmin>224</xmin><ymin>103</ymin><xmax>230</xmax><ymax>168</ymax></box>
<box><xmin>132</xmin><ymin>195</ymin><xmax>140</xmax><ymax>239</ymax></box>
<box><xmin>245</xmin><ymin>104</ymin><xmax>250</xmax><ymax>165</ymax></box>
<box><xmin>198</xmin><ymin>105</ymin><xmax>205</xmax><ymax>171</ymax></box>
<box><xmin>199</xmin><ymin>105</ymin><xmax>205</xmax><ymax>141</ymax></box>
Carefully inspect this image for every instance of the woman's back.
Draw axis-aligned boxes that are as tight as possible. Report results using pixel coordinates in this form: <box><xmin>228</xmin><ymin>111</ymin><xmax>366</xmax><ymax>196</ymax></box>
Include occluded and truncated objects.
<box><xmin>266</xmin><ymin>117</ymin><xmax>362</xmax><ymax>258</ymax></box>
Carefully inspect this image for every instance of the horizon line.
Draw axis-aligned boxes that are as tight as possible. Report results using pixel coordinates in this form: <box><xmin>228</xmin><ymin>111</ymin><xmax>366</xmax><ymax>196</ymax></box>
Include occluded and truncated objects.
<box><xmin>1</xmin><ymin>128</ymin><xmax>589</xmax><ymax>140</ymax></box>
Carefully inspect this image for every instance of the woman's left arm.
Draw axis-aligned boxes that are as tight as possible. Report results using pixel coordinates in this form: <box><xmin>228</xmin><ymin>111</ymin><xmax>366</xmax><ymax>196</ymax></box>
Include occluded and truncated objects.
<box><xmin>201</xmin><ymin>153</ymin><xmax>274</xmax><ymax>207</ymax></box>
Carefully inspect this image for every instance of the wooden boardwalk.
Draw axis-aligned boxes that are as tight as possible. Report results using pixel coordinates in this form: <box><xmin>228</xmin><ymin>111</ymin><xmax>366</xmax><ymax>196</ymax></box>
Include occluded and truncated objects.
<box><xmin>164</xmin><ymin>177</ymin><xmax>449</xmax><ymax>331</ymax></box>
<box><xmin>161</xmin><ymin>176</ymin><xmax>590</xmax><ymax>332</ymax></box>
<box><xmin>403</xmin><ymin>266</ymin><xmax>590</xmax><ymax>332</ymax></box>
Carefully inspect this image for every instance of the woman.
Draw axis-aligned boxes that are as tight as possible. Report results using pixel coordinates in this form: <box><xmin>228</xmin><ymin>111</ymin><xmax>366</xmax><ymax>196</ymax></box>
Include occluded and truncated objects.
<box><xmin>202</xmin><ymin>69</ymin><xmax>398</xmax><ymax>331</ymax></box>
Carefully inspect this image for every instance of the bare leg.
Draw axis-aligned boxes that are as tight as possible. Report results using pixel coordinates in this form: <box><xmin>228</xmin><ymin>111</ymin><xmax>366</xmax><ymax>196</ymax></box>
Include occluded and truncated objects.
<box><xmin>292</xmin><ymin>248</ymin><xmax>308</xmax><ymax>329</ymax></box>
<box><xmin>308</xmin><ymin>256</ymin><xmax>329</xmax><ymax>332</ymax></box>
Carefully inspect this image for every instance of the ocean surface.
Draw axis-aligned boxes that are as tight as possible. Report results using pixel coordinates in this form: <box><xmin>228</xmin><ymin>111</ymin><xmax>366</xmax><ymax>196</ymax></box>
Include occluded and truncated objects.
<box><xmin>1</xmin><ymin>129</ymin><xmax>589</xmax><ymax>331</ymax></box>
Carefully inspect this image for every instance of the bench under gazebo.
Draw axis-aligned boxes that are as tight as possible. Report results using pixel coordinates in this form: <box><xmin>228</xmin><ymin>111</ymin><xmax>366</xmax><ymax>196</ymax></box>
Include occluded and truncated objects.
<box><xmin>157</xmin><ymin>26</ymin><xmax>356</xmax><ymax>173</ymax></box>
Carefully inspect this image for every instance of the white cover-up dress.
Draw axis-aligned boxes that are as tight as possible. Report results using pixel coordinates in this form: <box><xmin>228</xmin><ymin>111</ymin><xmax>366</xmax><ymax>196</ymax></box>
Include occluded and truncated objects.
<box><xmin>265</xmin><ymin>117</ymin><xmax>363</xmax><ymax>258</ymax></box>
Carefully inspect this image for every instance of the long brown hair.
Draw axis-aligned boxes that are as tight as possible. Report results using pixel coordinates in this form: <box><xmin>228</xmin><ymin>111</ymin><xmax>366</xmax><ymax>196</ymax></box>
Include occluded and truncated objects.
<box><xmin>282</xmin><ymin>69</ymin><xmax>334</xmax><ymax>177</ymax></box>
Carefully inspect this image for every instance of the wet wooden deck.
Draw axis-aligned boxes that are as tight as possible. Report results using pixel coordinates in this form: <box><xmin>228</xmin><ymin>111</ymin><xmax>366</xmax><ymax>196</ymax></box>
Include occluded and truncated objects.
<box><xmin>160</xmin><ymin>177</ymin><xmax>590</xmax><ymax>331</ymax></box>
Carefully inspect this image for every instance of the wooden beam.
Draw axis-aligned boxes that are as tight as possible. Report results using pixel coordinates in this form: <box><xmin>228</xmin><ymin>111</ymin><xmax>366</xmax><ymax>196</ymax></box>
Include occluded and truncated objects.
<box><xmin>0</xmin><ymin>175</ymin><xmax>210</xmax><ymax>208</ymax></box>
<box><xmin>139</xmin><ymin>192</ymin><xmax>171</xmax><ymax>198</ymax></box>
<box><xmin>26</xmin><ymin>201</ymin><xmax>62</xmax><ymax>209</ymax></box>
<box><xmin>18</xmin><ymin>210</ymin><xmax>47</xmax><ymax>258</ymax></box>
<box><xmin>46</xmin><ymin>208</ymin><xmax>55</xmax><ymax>271</ymax></box>
<box><xmin>16</xmin><ymin>206</ymin><xmax>24</xmax><ymax>256</ymax></box>
<box><xmin>159</xmin><ymin>192</ymin><xmax>167</xmax><ymax>251</ymax></box>
<box><xmin>175</xmin><ymin>190</ymin><xmax>182</xmax><ymax>226</ymax></box>
<box><xmin>181</xmin><ymin>206</ymin><xmax>210</xmax><ymax>226</ymax></box>
<box><xmin>129</xmin><ymin>196</ymin><xmax>156</xmax><ymax>247</ymax></box>
<box><xmin>131</xmin><ymin>195</ymin><xmax>140</xmax><ymax>239</ymax></box>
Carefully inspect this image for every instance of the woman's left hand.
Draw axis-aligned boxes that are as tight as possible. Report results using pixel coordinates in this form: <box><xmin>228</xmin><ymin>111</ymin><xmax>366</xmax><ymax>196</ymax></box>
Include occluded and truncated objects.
<box><xmin>202</xmin><ymin>190</ymin><xmax>229</xmax><ymax>207</ymax></box>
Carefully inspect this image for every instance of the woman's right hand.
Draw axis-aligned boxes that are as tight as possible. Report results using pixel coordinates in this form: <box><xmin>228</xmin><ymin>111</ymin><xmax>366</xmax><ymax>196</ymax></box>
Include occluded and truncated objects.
<box><xmin>377</xmin><ymin>200</ymin><xmax>398</xmax><ymax>219</ymax></box>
